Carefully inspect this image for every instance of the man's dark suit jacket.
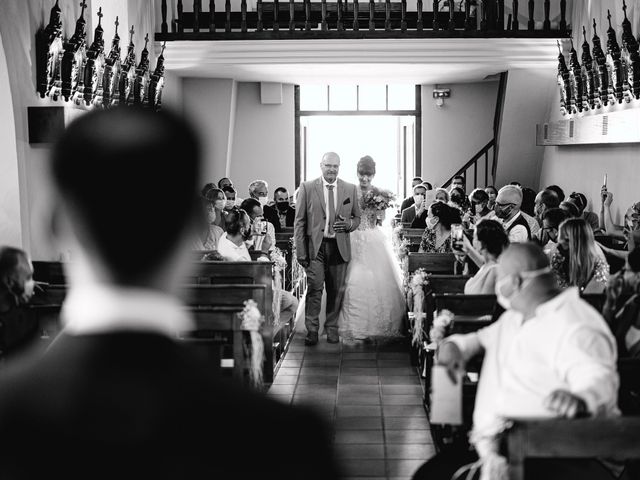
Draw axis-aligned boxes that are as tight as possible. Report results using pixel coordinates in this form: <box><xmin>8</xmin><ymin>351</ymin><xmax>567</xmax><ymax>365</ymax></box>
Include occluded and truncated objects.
<box><xmin>264</xmin><ymin>204</ymin><xmax>295</xmax><ymax>231</ymax></box>
<box><xmin>263</xmin><ymin>204</ymin><xmax>286</xmax><ymax>232</ymax></box>
<box><xmin>400</xmin><ymin>196</ymin><xmax>415</xmax><ymax>212</ymax></box>
<box><xmin>401</xmin><ymin>206</ymin><xmax>428</xmax><ymax>229</ymax></box>
<box><xmin>0</xmin><ymin>331</ymin><xmax>339</xmax><ymax>479</ymax></box>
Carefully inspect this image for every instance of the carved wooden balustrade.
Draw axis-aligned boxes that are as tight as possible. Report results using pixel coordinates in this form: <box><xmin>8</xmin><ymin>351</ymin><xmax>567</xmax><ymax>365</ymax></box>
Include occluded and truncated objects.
<box><xmin>155</xmin><ymin>0</ymin><xmax>570</xmax><ymax>41</ymax></box>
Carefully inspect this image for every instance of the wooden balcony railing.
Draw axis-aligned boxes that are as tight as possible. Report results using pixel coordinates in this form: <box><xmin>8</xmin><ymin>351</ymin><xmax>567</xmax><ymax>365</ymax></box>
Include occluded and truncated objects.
<box><xmin>156</xmin><ymin>0</ymin><xmax>570</xmax><ymax>41</ymax></box>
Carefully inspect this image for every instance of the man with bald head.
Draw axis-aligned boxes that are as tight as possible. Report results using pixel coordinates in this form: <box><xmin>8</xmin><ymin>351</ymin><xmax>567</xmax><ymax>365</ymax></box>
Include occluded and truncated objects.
<box><xmin>494</xmin><ymin>185</ymin><xmax>531</xmax><ymax>243</ymax></box>
<box><xmin>534</xmin><ymin>188</ymin><xmax>561</xmax><ymax>226</ymax></box>
<box><xmin>412</xmin><ymin>242</ymin><xmax>619</xmax><ymax>479</ymax></box>
<box><xmin>294</xmin><ymin>152</ymin><xmax>361</xmax><ymax>345</ymax></box>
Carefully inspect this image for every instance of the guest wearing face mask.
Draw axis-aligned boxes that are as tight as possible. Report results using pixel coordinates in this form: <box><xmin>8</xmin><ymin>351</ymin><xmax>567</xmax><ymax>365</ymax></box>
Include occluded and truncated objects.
<box><xmin>464</xmin><ymin>188</ymin><xmax>496</xmax><ymax>228</ymax></box>
<box><xmin>0</xmin><ymin>246</ymin><xmax>39</xmax><ymax>363</ymax></box>
<box><xmin>249</xmin><ymin>180</ymin><xmax>281</xmax><ymax>233</ymax></box>
<box><xmin>494</xmin><ymin>185</ymin><xmax>531</xmax><ymax>243</ymax></box>
<box><xmin>202</xmin><ymin>187</ymin><xmax>227</xmax><ymax>231</ymax></box>
<box><xmin>221</xmin><ymin>185</ymin><xmax>238</xmax><ymax>212</ymax></box>
<box><xmin>400</xmin><ymin>177</ymin><xmax>426</xmax><ymax>212</ymax></box>
<box><xmin>538</xmin><ymin>207</ymin><xmax>568</xmax><ymax>258</ymax></box>
<box><xmin>485</xmin><ymin>186</ymin><xmax>498</xmax><ymax>210</ymax></box>
<box><xmin>418</xmin><ymin>202</ymin><xmax>461</xmax><ymax>253</ymax></box>
<box><xmin>401</xmin><ymin>184</ymin><xmax>429</xmax><ymax>228</ymax></box>
<box><xmin>216</xmin><ymin>208</ymin><xmax>254</xmax><ymax>261</ymax></box>
<box><xmin>271</xmin><ymin>187</ymin><xmax>295</xmax><ymax>230</ymax></box>
<box><xmin>463</xmin><ymin>220</ymin><xmax>509</xmax><ymax>294</ymax></box>
<box><xmin>241</xmin><ymin>197</ymin><xmax>275</xmax><ymax>254</ymax></box>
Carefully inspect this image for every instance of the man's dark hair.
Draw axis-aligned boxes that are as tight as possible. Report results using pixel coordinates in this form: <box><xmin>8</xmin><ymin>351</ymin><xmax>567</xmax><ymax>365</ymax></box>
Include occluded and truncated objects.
<box><xmin>412</xmin><ymin>177</ymin><xmax>423</xmax><ymax>183</ymax></box>
<box><xmin>224</xmin><ymin>207</ymin><xmax>245</xmax><ymax>236</ymax></box>
<box><xmin>539</xmin><ymin>189</ymin><xmax>561</xmax><ymax>210</ymax></box>
<box><xmin>51</xmin><ymin>107</ymin><xmax>200</xmax><ymax>284</ymax></box>
<box><xmin>542</xmin><ymin>207</ymin><xmax>568</xmax><ymax>228</ymax></box>
<box><xmin>452</xmin><ymin>175</ymin><xmax>465</xmax><ymax>183</ymax></box>
<box><xmin>509</xmin><ymin>181</ymin><xmax>522</xmax><ymax>187</ymax></box>
<box><xmin>568</xmin><ymin>192</ymin><xmax>587</xmax><ymax>214</ymax></box>
<box><xmin>521</xmin><ymin>187</ymin><xmax>536</xmax><ymax>216</ymax></box>
<box><xmin>560</xmin><ymin>200</ymin><xmax>580</xmax><ymax>218</ymax></box>
<box><xmin>217</xmin><ymin>177</ymin><xmax>232</xmax><ymax>188</ymax></box>
<box><xmin>222</xmin><ymin>185</ymin><xmax>236</xmax><ymax>195</ymax></box>
<box><xmin>476</xmin><ymin>219</ymin><xmax>509</xmax><ymax>257</ymax></box>
<box><xmin>546</xmin><ymin>184</ymin><xmax>565</xmax><ymax>203</ymax></box>
<box><xmin>274</xmin><ymin>187</ymin><xmax>288</xmax><ymax>199</ymax></box>
<box><xmin>421</xmin><ymin>181</ymin><xmax>433</xmax><ymax>190</ymax></box>
<box><xmin>240</xmin><ymin>197</ymin><xmax>261</xmax><ymax>215</ymax></box>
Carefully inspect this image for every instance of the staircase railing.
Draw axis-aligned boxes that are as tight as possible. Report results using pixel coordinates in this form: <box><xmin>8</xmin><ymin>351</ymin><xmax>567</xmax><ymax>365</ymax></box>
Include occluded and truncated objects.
<box><xmin>442</xmin><ymin>139</ymin><xmax>496</xmax><ymax>190</ymax></box>
<box><xmin>442</xmin><ymin>70</ymin><xmax>507</xmax><ymax>190</ymax></box>
<box><xmin>156</xmin><ymin>0</ymin><xmax>570</xmax><ymax>41</ymax></box>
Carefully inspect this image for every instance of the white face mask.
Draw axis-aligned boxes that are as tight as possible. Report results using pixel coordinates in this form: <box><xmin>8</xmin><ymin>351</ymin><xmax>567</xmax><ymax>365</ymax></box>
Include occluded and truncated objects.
<box><xmin>257</xmin><ymin>196</ymin><xmax>268</xmax><ymax>207</ymax></box>
<box><xmin>414</xmin><ymin>195</ymin><xmax>424</xmax><ymax>207</ymax></box>
<box><xmin>495</xmin><ymin>266</ymin><xmax>551</xmax><ymax>310</ymax></box>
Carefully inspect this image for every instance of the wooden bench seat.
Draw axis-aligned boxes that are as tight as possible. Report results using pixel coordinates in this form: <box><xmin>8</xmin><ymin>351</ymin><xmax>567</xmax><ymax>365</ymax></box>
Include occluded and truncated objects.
<box><xmin>427</xmin><ymin>275</ymin><xmax>471</xmax><ymax>294</ymax></box>
<box><xmin>408</xmin><ymin>252</ymin><xmax>457</xmax><ymax>275</ymax></box>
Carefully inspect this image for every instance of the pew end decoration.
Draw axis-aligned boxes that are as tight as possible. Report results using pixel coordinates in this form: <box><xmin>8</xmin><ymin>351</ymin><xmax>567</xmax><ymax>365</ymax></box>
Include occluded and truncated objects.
<box><xmin>428</xmin><ymin>309</ymin><xmax>454</xmax><ymax>349</ymax></box>
<box><xmin>270</xmin><ymin>247</ymin><xmax>287</xmax><ymax>326</ymax></box>
<box><xmin>35</xmin><ymin>1</ymin><xmax>166</xmax><ymax>110</ymax></box>
<box><xmin>407</xmin><ymin>268</ymin><xmax>431</xmax><ymax>348</ymax></box>
<box><xmin>240</xmin><ymin>299</ymin><xmax>265</xmax><ymax>388</ymax></box>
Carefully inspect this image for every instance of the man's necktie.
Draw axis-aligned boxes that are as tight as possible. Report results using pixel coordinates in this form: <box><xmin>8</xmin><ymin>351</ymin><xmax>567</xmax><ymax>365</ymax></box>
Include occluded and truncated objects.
<box><xmin>327</xmin><ymin>184</ymin><xmax>335</xmax><ymax>235</ymax></box>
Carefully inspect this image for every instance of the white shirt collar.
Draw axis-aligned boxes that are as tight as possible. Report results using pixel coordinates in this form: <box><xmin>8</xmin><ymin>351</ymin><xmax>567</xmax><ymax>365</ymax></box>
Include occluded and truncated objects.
<box><xmin>61</xmin><ymin>283</ymin><xmax>193</xmax><ymax>337</ymax></box>
<box><xmin>322</xmin><ymin>176</ymin><xmax>338</xmax><ymax>188</ymax></box>
<box><xmin>502</xmin><ymin>210</ymin><xmax>522</xmax><ymax>229</ymax></box>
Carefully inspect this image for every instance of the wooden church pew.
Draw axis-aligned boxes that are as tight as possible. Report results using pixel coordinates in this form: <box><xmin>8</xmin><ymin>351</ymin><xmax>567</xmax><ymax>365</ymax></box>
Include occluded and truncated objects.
<box><xmin>427</xmin><ymin>275</ymin><xmax>471</xmax><ymax>294</ymax></box>
<box><xmin>408</xmin><ymin>252</ymin><xmax>458</xmax><ymax>275</ymax></box>
<box><xmin>506</xmin><ymin>417</ymin><xmax>640</xmax><ymax>480</ymax></box>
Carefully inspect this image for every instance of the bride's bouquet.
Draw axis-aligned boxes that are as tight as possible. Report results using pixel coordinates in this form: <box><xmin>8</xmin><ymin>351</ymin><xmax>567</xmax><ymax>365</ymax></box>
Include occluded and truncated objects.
<box><xmin>362</xmin><ymin>187</ymin><xmax>396</xmax><ymax>211</ymax></box>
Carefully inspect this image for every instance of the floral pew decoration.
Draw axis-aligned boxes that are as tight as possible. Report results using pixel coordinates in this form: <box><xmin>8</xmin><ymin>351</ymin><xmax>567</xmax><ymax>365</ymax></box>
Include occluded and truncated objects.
<box><xmin>240</xmin><ymin>299</ymin><xmax>265</xmax><ymax>388</ymax></box>
<box><xmin>428</xmin><ymin>309</ymin><xmax>454</xmax><ymax>350</ymax></box>
<box><xmin>392</xmin><ymin>225</ymin><xmax>411</xmax><ymax>286</ymax></box>
<box><xmin>406</xmin><ymin>268</ymin><xmax>431</xmax><ymax>348</ymax></box>
<box><xmin>270</xmin><ymin>247</ymin><xmax>287</xmax><ymax>327</ymax></box>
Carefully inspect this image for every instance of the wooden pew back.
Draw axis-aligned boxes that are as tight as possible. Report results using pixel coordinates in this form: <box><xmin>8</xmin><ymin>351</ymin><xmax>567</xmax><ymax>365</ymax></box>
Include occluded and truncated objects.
<box><xmin>408</xmin><ymin>253</ymin><xmax>457</xmax><ymax>275</ymax></box>
<box><xmin>427</xmin><ymin>275</ymin><xmax>471</xmax><ymax>294</ymax></box>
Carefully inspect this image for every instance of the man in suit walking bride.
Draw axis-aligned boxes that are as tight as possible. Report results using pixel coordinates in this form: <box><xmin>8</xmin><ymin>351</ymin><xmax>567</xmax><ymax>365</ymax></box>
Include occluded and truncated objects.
<box><xmin>294</xmin><ymin>152</ymin><xmax>361</xmax><ymax>345</ymax></box>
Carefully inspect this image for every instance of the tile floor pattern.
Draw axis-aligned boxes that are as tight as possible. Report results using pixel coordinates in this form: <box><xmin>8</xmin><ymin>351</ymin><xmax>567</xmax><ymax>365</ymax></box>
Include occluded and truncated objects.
<box><xmin>268</xmin><ymin>331</ymin><xmax>436</xmax><ymax>480</ymax></box>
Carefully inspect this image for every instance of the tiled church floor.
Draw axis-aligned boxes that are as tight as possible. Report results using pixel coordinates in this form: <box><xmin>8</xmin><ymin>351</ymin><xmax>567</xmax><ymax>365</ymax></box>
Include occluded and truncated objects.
<box><xmin>267</xmin><ymin>330</ymin><xmax>436</xmax><ymax>479</ymax></box>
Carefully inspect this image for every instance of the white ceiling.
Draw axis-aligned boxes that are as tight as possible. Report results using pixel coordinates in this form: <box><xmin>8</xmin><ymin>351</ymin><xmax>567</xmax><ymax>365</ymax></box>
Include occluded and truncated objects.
<box><xmin>159</xmin><ymin>37</ymin><xmax>563</xmax><ymax>84</ymax></box>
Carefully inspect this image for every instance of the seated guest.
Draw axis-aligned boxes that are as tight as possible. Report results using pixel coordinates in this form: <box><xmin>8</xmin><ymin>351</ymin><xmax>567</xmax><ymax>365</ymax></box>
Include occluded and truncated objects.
<box><xmin>203</xmin><ymin>187</ymin><xmax>227</xmax><ymax>231</ymax></box>
<box><xmin>272</xmin><ymin>187</ymin><xmax>295</xmax><ymax>229</ymax></box>
<box><xmin>464</xmin><ymin>188</ymin><xmax>496</xmax><ymax>228</ymax></box>
<box><xmin>546</xmin><ymin>184</ymin><xmax>566</xmax><ymax>202</ymax></box>
<box><xmin>449</xmin><ymin>187</ymin><xmax>469</xmax><ymax>214</ymax></box>
<box><xmin>0</xmin><ymin>247</ymin><xmax>38</xmax><ymax>362</ymax></box>
<box><xmin>551</xmin><ymin>217</ymin><xmax>609</xmax><ymax>293</ymax></box>
<box><xmin>560</xmin><ymin>200</ymin><xmax>581</xmax><ymax>218</ymax></box>
<box><xmin>400</xmin><ymin>177</ymin><xmax>428</xmax><ymax>211</ymax></box>
<box><xmin>568</xmin><ymin>191</ymin><xmax>600</xmax><ymax>232</ymax></box>
<box><xmin>538</xmin><ymin>207</ymin><xmax>568</xmax><ymax>257</ymax></box>
<box><xmin>401</xmin><ymin>184</ymin><xmax>428</xmax><ymax>227</ymax></box>
<box><xmin>418</xmin><ymin>202</ymin><xmax>461</xmax><ymax>253</ymax></box>
<box><xmin>221</xmin><ymin>185</ymin><xmax>237</xmax><ymax>211</ymax></box>
<box><xmin>484</xmin><ymin>185</ymin><xmax>498</xmax><ymax>210</ymax></box>
<box><xmin>200</xmin><ymin>182</ymin><xmax>215</xmax><ymax>197</ymax></box>
<box><xmin>534</xmin><ymin>188</ymin><xmax>561</xmax><ymax>226</ymax></box>
<box><xmin>450</xmin><ymin>174</ymin><xmax>465</xmax><ymax>193</ymax></box>
<box><xmin>240</xmin><ymin>198</ymin><xmax>276</xmax><ymax>254</ymax></box>
<box><xmin>463</xmin><ymin>220</ymin><xmax>509</xmax><ymax>294</ymax></box>
<box><xmin>193</xmin><ymin>195</ymin><xmax>224</xmax><ymax>251</ymax></box>
<box><xmin>494</xmin><ymin>185</ymin><xmax>531</xmax><ymax>243</ymax></box>
<box><xmin>434</xmin><ymin>187</ymin><xmax>449</xmax><ymax>203</ymax></box>
<box><xmin>249</xmin><ymin>179</ymin><xmax>281</xmax><ymax>232</ymax></box>
<box><xmin>600</xmin><ymin>188</ymin><xmax>640</xmax><ymax>242</ymax></box>
<box><xmin>413</xmin><ymin>243</ymin><xmax>619</xmax><ymax>480</ymax></box>
<box><xmin>0</xmin><ymin>107</ymin><xmax>338</xmax><ymax>479</ymax></box>
<box><xmin>603</xmin><ymin>247</ymin><xmax>640</xmax><ymax>324</ymax></box>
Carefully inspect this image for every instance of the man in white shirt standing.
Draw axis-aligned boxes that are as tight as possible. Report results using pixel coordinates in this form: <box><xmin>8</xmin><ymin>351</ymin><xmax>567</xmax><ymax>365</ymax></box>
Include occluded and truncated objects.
<box><xmin>412</xmin><ymin>243</ymin><xmax>619</xmax><ymax>480</ymax></box>
<box><xmin>494</xmin><ymin>185</ymin><xmax>531</xmax><ymax>243</ymax></box>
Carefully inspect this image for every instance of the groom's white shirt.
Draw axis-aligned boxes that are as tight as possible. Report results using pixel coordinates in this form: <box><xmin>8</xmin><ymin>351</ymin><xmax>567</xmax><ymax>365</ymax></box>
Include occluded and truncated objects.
<box><xmin>322</xmin><ymin>176</ymin><xmax>338</xmax><ymax>239</ymax></box>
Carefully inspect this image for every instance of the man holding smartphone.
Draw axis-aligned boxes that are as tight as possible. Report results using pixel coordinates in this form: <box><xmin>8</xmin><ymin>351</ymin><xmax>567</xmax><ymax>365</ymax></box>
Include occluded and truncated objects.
<box><xmin>401</xmin><ymin>184</ymin><xmax>430</xmax><ymax>228</ymax></box>
<box><xmin>240</xmin><ymin>197</ymin><xmax>275</xmax><ymax>254</ymax></box>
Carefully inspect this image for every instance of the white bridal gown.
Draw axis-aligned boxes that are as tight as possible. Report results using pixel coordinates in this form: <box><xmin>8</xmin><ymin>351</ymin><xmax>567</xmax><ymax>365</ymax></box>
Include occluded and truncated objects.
<box><xmin>338</xmin><ymin>198</ymin><xmax>406</xmax><ymax>341</ymax></box>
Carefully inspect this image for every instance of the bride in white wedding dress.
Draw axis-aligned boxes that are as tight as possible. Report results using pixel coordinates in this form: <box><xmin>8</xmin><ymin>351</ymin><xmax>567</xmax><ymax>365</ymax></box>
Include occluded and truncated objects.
<box><xmin>338</xmin><ymin>156</ymin><xmax>406</xmax><ymax>342</ymax></box>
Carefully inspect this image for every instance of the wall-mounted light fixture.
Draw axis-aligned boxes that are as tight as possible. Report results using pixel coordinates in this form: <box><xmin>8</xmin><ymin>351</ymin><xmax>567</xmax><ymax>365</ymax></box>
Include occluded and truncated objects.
<box><xmin>433</xmin><ymin>87</ymin><xmax>451</xmax><ymax>108</ymax></box>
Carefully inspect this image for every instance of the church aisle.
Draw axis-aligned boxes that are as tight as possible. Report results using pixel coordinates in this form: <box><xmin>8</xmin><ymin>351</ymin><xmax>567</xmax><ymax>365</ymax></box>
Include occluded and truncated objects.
<box><xmin>267</xmin><ymin>331</ymin><xmax>436</xmax><ymax>479</ymax></box>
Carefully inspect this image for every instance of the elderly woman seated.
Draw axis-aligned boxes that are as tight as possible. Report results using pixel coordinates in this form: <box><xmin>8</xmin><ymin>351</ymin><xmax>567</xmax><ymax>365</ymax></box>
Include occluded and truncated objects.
<box><xmin>462</xmin><ymin>220</ymin><xmax>510</xmax><ymax>294</ymax></box>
